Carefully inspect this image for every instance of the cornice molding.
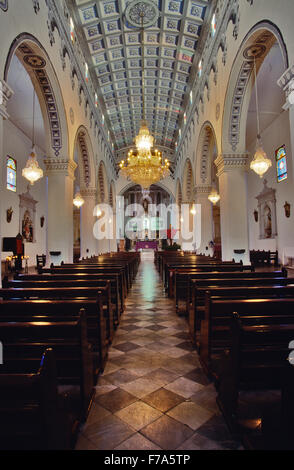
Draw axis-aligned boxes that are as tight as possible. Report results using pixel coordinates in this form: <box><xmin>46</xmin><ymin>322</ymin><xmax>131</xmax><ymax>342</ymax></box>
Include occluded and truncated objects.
<box><xmin>277</xmin><ymin>65</ymin><xmax>294</xmax><ymax>110</ymax></box>
<box><xmin>44</xmin><ymin>158</ymin><xmax>77</xmax><ymax>179</ymax></box>
<box><xmin>215</xmin><ymin>153</ymin><xmax>249</xmax><ymax>176</ymax></box>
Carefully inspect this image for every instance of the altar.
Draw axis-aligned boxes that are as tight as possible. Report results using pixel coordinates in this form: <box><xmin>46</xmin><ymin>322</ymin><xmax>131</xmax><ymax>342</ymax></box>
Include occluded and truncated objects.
<box><xmin>135</xmin><ymin>240</ymin><xmax>158</xmax><ymax>251</ymax></box>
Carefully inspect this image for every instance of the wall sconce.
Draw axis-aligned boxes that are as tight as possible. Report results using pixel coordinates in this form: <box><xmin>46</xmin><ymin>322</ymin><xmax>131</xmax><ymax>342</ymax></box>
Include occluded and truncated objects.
<box><xmin>284</xmin><ymin>201</ymin><xmax>290</xmax><ymax>218</ymax></box>
<box><xmin>253</xmin><ymin>209</ymin><xmax>258</xmax><ymax>222</ymax></box>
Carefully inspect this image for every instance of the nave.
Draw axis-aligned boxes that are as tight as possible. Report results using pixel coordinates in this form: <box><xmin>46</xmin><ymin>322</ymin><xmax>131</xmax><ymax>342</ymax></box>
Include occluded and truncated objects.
<box><xmin>75</xmin><ymin>253</ymin><xmax>242</xmax><ymax>451</ymax></box>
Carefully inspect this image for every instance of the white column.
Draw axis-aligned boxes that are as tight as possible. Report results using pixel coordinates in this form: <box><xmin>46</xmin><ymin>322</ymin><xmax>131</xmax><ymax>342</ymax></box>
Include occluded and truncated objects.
<box><xmin>194</xmin><ymin>185</ymin><xmax>213</xmax><ymax>256</ymax></box>
<box><xmin>0</xmin><ymin>80</ymin><xmax>14</xmax><ymax>285</ymax></box>
<box><xmin>44</xmin><ymin>158</ymin><xmax>77</xmax><ymax>265</ymax></box>
<box><xmin>215</xmin><ymin>154</ymin><xmax>250</xmax><ymax>264</ymax></box>
<box><xmin>80</xmin><ymin>187</ymin><xmax>97</xmax><ymax>259</ymax></box>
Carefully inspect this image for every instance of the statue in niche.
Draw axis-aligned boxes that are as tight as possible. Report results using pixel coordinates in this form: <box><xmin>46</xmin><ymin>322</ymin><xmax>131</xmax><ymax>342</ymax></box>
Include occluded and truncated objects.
<box><xmin>22</xmin><ymin>210</ymin><xmax>33</xmax><ymax>243</ymax></box>
<box><xmin>264</xmin><ymin>205</ymin><xmax>272</xmax><ymax>239</ymax></box>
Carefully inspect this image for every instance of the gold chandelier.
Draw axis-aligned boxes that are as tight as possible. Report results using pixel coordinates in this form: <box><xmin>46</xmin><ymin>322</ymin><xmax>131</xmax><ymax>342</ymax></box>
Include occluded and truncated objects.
<box><xmin>119</xmin><ymin>121</ymin><xmax>170</xmax><ymax>189</ymax></box>
<box><xmin>119</xmin><ymin>10</ymin><xmax>170</xmax><ymax>190</ymax></box>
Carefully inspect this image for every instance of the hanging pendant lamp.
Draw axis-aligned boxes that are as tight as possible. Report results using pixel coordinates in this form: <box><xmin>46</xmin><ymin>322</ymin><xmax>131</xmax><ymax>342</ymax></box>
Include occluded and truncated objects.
<box><xmin>208</xmin><ymin>181</ymin><xmax>220</xmax><ymax>205</ymax></box>
<box><xmin>73</xmin><ymin>191</ymin><xmax>85</xmax><ymax>208</ymax></box>
<box><xmin>22</xmin><ymin>90</ymin><xmax>44</xmax><ymax>185</ymax></box>
<box><xmin>250</xmin><ymin>56</ymin><xmax>272</xmax><ymax>178</ymax></box>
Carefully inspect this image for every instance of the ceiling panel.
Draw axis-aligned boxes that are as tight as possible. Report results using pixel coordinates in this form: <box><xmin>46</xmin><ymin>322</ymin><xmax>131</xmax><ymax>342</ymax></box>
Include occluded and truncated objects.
<box><xmin>69</xmin><ymin>0</ymin><xmax>211</xmax><ymax>157</ymax></box>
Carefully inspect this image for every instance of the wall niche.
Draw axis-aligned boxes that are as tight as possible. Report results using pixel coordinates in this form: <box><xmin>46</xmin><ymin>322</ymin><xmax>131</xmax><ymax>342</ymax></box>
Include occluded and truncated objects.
<box><xmin>256</xmin><ymin>179</ymin><xmax>277</xmax><ymax>240</ymax></box>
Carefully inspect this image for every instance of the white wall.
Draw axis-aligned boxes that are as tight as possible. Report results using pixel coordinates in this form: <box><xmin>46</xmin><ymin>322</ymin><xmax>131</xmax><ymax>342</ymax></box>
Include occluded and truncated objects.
<box><xmin>247</xmin><ymin>110</ymin><xmax>294</xmax><ymax>262</ymax></box>
<box><xmin>1</xmin><ymin>119</ymin><xmax>47</xmax><ymax>266</ymax></box>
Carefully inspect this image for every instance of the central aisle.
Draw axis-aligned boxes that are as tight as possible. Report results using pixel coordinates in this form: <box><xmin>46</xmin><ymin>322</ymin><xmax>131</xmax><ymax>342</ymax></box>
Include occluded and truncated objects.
<box><xmin>76</xmin><ymin>252</ymin><xmax>242</xmax><ymax>450</ymax></box>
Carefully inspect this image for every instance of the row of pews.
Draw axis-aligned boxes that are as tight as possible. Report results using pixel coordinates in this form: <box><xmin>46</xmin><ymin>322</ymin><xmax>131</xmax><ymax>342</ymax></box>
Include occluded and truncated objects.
<box><xmin>0</xmin><ymin>252</ymin><xmax>140</xmax><ymax>450</ymax></box>
<box><xmin>155</xmin><ymin>251</ymin><xmax>294</xmax><ymax>450</ymax></box>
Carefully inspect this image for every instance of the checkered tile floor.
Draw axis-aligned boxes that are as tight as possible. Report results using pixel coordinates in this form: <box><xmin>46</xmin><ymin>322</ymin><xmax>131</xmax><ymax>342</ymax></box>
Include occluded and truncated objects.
<box><xmin>75</xmin><ymin>252</ymin><xmax>243</xmax><ymax>450</ymax></box>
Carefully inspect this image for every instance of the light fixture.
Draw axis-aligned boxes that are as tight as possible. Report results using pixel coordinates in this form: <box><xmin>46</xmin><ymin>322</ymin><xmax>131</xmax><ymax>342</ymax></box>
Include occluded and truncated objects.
<box><xmin>190</xmin><ymin>204</ymin><xmax>197</xmax><ymax>215</ymax></box>
<box><xmin>250</xmin><ymin>56</ymin><xmax>272</xmax><ymax>178</ymax></box>
<box><xmin>119</xmin><ymin>11</ymin><xmax>170</xmax><ymax>190</ymax></box>
<box><xmin>22</xmin><ymin>90</ymin><xmax>44</xmax><ymax>185</ymax></box>
<box><xmin>73</xmin><ymin>191</ymin><xmax>85</xmax><ymax>208</ymax></box>
<box><xmin>208</xmin><ymin>182</ymin><xmax>220</xmax><ymax>205</ymax></box>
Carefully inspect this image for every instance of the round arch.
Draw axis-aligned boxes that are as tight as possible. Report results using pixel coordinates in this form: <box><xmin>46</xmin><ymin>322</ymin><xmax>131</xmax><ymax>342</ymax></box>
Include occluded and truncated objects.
<box><xmin>222</xmin><ymin>21</ymin><xmax>288</xmax><ymax>154</ymax></box>
<box><xmin>4</xmin><ymin>33</ymin><xmax>69</xmax><ymax>159</ymax></box>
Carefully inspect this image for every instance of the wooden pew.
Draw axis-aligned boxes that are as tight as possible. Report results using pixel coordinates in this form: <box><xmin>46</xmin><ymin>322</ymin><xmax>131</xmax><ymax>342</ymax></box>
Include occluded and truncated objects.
<box><xmin>40</xmin><ymin>265</ymin><xmax>128</xmax><ymax>298</ymax></box>
<box><xmin>177</xmin><ymin>268</ymin><xmax>287</xmax><ymax>310</ymax></box>
<box><xmin>0</xmin><ymin>310</ymin><xmax>94</xmax><ymax>422</ymax></box>
<box><xmin>0</xmin><ymin>348</ymin><xmax>74</xmax><ymax>450</ymax></box>
<box><xmin>217</xmin><ymin>312</ymin><xmax>294</xmax><ymax>441</ymax></box>
<box><xmin>0</xmin><ymin>284</ymin><xmax>114</xmax><ymax>346</ymax></box>
<box><xmin>200</xmin><ymin>297</ymin><xmax>294</xmax><ymax>380</ymax></box>
<box><xmin>165</xmin><ymin>262</ymin><xmax>251</xmax><ymax>294</ymax></box>
<box><xmin>189</xmin><ymin>279</ymin><xmax>294</xmax><ymax>345</ymax></box>
<box><xmin>0</xmin><ymin>299</ymin><xmax>107</xmax><ymax>378</ymax></box>
<box><xmin>243</xmin><ymin>363</ymin><xmax>294</xmax><ymax>450</ymax></box>
<box><xmin>5</xmin><ymin>277</ymin><xmax>121</xmax><ymax>327</ymax></box>
<box><xmin>13</xmin><ymin>272</ymin><xmax>124</xmax><ymax>319</ymax></box>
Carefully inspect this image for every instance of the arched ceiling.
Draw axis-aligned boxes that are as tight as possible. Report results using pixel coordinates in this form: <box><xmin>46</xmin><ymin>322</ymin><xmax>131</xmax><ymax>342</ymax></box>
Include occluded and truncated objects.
<box><xmin>67</xmin><ymin>0</ymin><xmax>212</xmax><ymax>160</ymax></box>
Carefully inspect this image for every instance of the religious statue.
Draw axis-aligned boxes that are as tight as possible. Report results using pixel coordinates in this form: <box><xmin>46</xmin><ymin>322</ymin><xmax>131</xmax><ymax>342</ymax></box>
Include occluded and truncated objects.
<box><xmin>264</xmin><ymin>205</ymin><xmax>272</xmax><ymax>238</ymax></box>
<box><xmin>22</xmin><ymin>210</ymin><xmax>33</xmax><ymax>242</ymax></box>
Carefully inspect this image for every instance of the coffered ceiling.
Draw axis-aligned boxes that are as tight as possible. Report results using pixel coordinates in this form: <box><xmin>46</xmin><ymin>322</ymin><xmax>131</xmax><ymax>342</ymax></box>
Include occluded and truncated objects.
<box><xmin>67</xmin><ymin>0</ymin><xmax>212</xmax><ymax>159</ymax></box>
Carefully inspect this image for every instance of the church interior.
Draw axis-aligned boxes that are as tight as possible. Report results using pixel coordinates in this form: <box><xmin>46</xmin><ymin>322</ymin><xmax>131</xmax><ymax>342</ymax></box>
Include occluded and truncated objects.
<box><xmin>1</xmin><ymin>0</ymin><xmax>294</xmax><ymax>452</ymax></box>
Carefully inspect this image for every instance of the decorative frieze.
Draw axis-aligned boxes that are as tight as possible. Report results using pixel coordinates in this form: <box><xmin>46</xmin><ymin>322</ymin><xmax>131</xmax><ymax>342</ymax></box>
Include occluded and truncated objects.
<box><xmin>0</xmin><ymin>79</ymin><xmax>14</xmax><ymax>119</ymax></box>
<box><xmin>193</xmin><ymin>185</ymin><xmax>212</xmax><ymax>197</ymax></box>
<box><xmin>80</xmin><ymin>188</ymin><xmax>97</xmax><ymax>199</ymax></box>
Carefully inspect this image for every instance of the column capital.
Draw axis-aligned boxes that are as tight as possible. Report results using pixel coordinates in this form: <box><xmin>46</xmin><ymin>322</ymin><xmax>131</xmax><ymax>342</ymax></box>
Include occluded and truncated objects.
<box><xmin>80</xmin><ymin>187</ymin><xmax>97</xmax><ymax>199</ymax></box>
<box><xmin>44</xmin><ymin>158</ymin><xmax>77</xmax><ymax>179</ymax></box>
<box><xmin>0</xmin><ymin>79</ymin><xmax>14</xmax><ymax>119</ymax></box>
<box><xmin>215</xmin><ymin>153</ymin><xmax>249</xmax><ymax>177</ymax></box>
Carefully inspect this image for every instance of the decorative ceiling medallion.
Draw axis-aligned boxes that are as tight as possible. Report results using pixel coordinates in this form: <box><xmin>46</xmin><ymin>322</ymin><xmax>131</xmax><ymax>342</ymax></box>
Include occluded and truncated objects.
<box><xmin>243</xmin><ymin>44</ymin><xmax>267</xmax><ymax>60</ymax></box>
<box><xmin>23</xmin><ymin>54</ymin><xmax>46</xmax><ymax>69</ymax></box>
<box><xmin>0</xmin><ymin>0</ymin><xmax>8</xmax><ymax>12</ymax></box>
<box><xmin>125</xmin><ymin>0</ymin><xmax>159</xmax><ymax>28</ymax></box>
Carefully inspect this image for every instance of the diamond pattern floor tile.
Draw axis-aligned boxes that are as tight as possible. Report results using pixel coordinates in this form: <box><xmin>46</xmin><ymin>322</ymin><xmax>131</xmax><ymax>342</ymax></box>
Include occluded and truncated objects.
<box><xmin>75</xmin><ymin>253</ymin><xmax>242</xmax><ymax>451</ymax></box>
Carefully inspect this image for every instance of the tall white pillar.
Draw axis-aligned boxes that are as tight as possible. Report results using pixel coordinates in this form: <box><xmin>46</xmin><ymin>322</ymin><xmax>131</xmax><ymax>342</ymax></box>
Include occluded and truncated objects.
<box><xmin>44</xmin><ymin>158</ymin><xmax>77</xmax><ymax>265</ymax></box>
<box><xmin>194</xmin><ymin>185</ymin><xmax>213</xmax><ymax>256</ymax></box>
<box><xmin>0</xmin><ymin>80</ymin><xmax>14</xmax><ymax>285</ymax></box>
<box><xmin>215</xmin><ymin>154</ymin><xmax>250</xmax><ymax>264</ymax></box>
<box><xmin>80</xmin><ymin>187</ymin><xmax>97</xmax><ymax>259</ymax></box>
